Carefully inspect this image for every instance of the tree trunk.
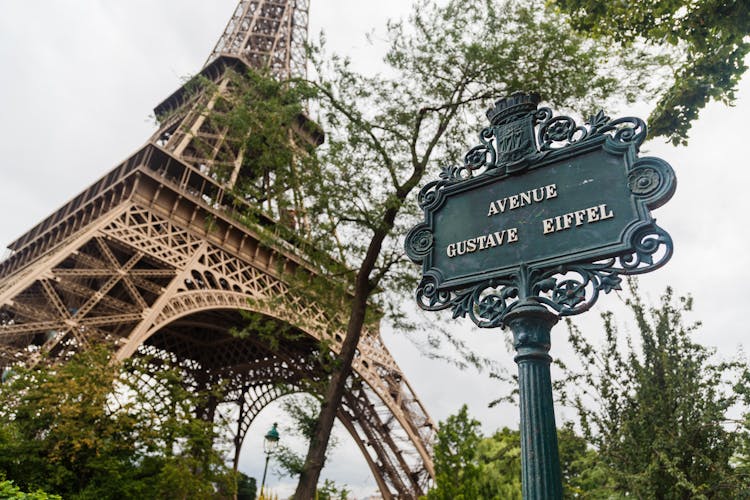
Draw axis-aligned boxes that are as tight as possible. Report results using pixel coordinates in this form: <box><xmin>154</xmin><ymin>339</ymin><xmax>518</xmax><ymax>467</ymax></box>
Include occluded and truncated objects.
<box><xmin>293</xmin><ymin>220</ymin><xmax>392</xmax><ymax>498</ymax></box>
<box><xmin>293</xmin><ymin>281</ymin><xmax>369</xmax><ymax>498</ymax></box>
<box><xmin>292</xmin><ymin>166</ymin><xmax>420</xmax><ymax>497</ymax></box>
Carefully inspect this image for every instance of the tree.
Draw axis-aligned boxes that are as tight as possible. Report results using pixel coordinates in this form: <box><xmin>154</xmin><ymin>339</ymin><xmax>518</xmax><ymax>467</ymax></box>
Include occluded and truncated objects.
<box><xmin>560</xmin><ymin>280</ymin><xmax>750</xmax><ymax>498</ymax></box>
<box><xmin>551</xmin><ymin>0</ymin><xmax>750</xmax><ymax>145</ymax></box>
<box><xmin>284</xmin><ymin>0</ymin><xmax>664</xmax><ymax>495</ymax></box>
<box><xmin>426</xmin><ymin>405</ymin><xmax>485</xmax><ymax>500</ymax></box>
<box><xmin>473</xmin><ymin>428</ymin><xmax>524</xmax><ymax>499</ymax></box>
<box><xmin>273</xmin><ymin>395</ymin><xmax>327</xmax><ymax>477</ymax></box>
<box><xmin>236</xmin><ymin>472</ymin><xmax>257</xmax><ymax>500</ymax></box>
<box><xmin>269</xmin><ymin>396</ymin><xmax>351</xmax><ymax>499</ymax></box>
<box><xmin>0</xmin><ymin>347</ymin><xmax>235</xmax><ymax>499</ymax></box>
<box><xmin>424</xmin><ymin>405</ymin><xmax>597</xmax><ymax>499</ymax></box>
<box><xmin>316</xmin><ymin>479</ymin><xmax>351</xmax><ymax>500</ymax></box>
<box><xmin>0</xmin><ymin>480</ymin><xmax>60</xmax><ymax>500</ymax></box>
<box><xmin>556</xmin><ymin>423</ymin><xmax>614</xmax><ymax>498</ymax></box>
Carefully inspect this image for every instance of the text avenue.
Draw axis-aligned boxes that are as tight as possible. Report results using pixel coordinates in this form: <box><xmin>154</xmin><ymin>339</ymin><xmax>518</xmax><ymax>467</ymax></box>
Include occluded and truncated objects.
<box><xmin>446</xmin><ymin>183</ymin><xmax>614</xmax><ymax>258</ymax></box>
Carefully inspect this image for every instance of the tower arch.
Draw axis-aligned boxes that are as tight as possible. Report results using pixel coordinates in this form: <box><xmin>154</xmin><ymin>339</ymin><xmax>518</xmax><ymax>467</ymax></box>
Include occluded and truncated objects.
<box><xmin>132</xmin><ymin>298</ymin><xmax>434</xmax><ymax>497</ymax></box>
<box><xmin>0</xmin><ymin>1</ymin><xmax>436</xmax><ymax>497</ymax></box>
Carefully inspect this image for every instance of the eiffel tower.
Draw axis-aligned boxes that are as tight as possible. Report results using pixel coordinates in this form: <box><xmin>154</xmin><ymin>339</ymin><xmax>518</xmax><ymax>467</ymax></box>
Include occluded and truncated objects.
<box><xmin>0</xmin><ymin>1</ymin><xmax>435</xmax><ymax>497</ymax></box>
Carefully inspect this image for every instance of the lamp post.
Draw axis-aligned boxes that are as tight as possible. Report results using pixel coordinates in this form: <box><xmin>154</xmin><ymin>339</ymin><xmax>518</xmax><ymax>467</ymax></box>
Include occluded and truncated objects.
<box><xmin>259</xmin><ymin>422</ymin><xmax>280</xmax><ymax>497</ymax></box>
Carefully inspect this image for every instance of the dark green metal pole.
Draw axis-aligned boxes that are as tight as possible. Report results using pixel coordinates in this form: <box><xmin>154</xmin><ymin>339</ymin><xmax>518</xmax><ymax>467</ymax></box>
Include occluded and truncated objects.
<box><xmin>505</xmin><ymin>302</ymin><xmax>562</xmax><ymax>499</ymax></box>
<box><xmin>260</xmin><ymin>454</ymin><xmax>270</xmax><ymax>496</ymax></box>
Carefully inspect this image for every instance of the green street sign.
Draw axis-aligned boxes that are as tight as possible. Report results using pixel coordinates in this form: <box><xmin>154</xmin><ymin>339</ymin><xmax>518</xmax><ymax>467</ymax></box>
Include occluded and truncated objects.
<box><xmin>405</xmin><ymin>93</ymin><xmax>676</xmax><ymax>328</ymax></box>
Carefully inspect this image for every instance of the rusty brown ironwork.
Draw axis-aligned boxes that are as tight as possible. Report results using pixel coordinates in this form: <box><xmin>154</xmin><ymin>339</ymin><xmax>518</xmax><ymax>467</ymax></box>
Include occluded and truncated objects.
<box><xmin>0</xmin><ymin>2</ymin><xmax>435</xmax><ymax>498</ymax></box>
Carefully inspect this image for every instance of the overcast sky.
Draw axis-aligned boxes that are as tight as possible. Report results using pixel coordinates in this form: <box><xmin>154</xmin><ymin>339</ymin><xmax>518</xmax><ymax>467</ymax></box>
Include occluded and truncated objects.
<box><xmin>1</xmin><ymin>1</ymin><xmax>749</xmax><ymax>498</ymax></box>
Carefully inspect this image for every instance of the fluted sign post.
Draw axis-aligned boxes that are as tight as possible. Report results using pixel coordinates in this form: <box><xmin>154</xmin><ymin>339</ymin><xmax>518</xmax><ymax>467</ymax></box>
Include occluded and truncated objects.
<box><xmin>405</xmin><ymin>93</ymin><xmax>676</xmax><ymax>499</ymax></box>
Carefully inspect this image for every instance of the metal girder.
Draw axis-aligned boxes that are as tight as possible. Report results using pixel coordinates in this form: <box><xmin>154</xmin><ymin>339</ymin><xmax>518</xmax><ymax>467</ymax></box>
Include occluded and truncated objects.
<box><xmin>0</xmin><ymin>2</ymin><xmax>436</xmax><ymax>497</ymax></box>
<box><xmin>0</xmin><ymin>179</ymin><xmax>436</xmax><ymax>498</ymax></box>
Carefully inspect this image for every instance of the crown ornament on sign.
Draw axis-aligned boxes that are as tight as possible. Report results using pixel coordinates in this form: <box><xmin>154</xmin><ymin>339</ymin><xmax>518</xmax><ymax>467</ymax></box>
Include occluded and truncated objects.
<box><xmin>486</xmin><ymin>91</ymin><xmax>541</xmax><ymax>125</ymax></box>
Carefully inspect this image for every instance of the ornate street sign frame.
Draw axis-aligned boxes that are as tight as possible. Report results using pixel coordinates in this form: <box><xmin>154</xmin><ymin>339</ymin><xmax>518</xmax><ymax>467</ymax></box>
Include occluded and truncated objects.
<box><xmin>405</xmin><ymin>93</ymin><xmax>676</xmax><ymax>328</ymax></box>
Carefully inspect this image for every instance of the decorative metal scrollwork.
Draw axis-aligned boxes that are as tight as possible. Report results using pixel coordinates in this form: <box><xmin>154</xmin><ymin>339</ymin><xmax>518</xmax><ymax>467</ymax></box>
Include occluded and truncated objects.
<box><xmin>408</xmin><ymin>92</ymin><xmax>676</xmax><ymax>330</ymax></box>
<box><xmin>417</xmin><ymin>165</ymin><xmax>469</xmax><ymax>209</ymax></box>
<box><xmin>628</xmin><ymin>167</ymin><xmax>661</xmax><ymax>195</ymax></box>
<box><xmin>464</xmin><ymin>127</ymin><xmax>497</xmax><ymax>172</ymax></box>
<box><xmin>458</xmin><ymin>96</ymin><xmax>648</xmax><ymax>180</ymax></box>
<box><xmin>416</xmin><ymin>223</ymin><xmax>673</xmax><ymax>329</ymax></box>
<box><xmin>404</xmin><ymin>224</ymin><xmax>434</xmax><ymax>261</ymax></box>
<box><xmin>537</xmin><ymin>110</ymin><xmax>646</xmax><ymax>151</ymax></box>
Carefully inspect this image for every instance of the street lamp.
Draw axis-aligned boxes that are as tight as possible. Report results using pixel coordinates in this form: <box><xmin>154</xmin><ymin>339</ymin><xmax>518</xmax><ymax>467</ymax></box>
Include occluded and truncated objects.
<box><xmin>259</xmin><ymin>422</ymin><xmax>280</xmax><ymax>496</ymax></box>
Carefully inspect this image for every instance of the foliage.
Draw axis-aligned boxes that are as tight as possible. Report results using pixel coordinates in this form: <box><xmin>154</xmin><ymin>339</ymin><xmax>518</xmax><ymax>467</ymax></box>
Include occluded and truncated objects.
<box><xmin>270</xmin><ymin>396</ymin><xmax>351</xmax><ymax>498</ymax></box>
<box><xmin>273</xmin><ymin>395</ymin><xmax>329</xmax><ymax>477</ymax></box>
<box><xmin>551</xmin><ymin>0</ymin><xmax>750</xmax><ymax>145</ymax></box>
<box><xmin>0</xmin><ymin>347</ymin><xmax>236</xmax><ymax>499</ymax></box>
<box><xmin>316</xmin><ymin>479</ymin><xmax>351</xmax><ymax>500</ymax></box>
<box><xmin>559</xmin><ymin>280</ymin><xmax>750</xmax><ymax>498</ymax></box>
<box><xmin>424</xmin><ymin>405</ymin><xmax>597</xmax><ymax>499</ymax></box>
<box><xmin>197</xmin><ymin>0</ymin><xmax>669</xmax><ymax>494</ymax></box>
<box><xmin>164</xmin><ymin>68</ymin><xmax>317</xmax><ymax>225</ymax></box>
<box><xmin>0</xmin><ymin>479</ymin><xmax>61</xmax><ymax>500</ymax></box>
<box><xmin>425</xmin><ymin>405</ymin><xmax>485</xmax><ymax>500</ymax></box>
<box><xmin>556</xmin><ymin>423</ymin><xmax>615</xmax><ymax>498</ymax></box>
<box><xmin>284</xmin><ymin>0</ymin><xmax>664</xmax><ymax>493</ymax></box>
<box><xmin>236</xmin><ymin>472</ymin><xmax>257</xmax><ymax>500</ymax></box>
<box><xmin>216</xmin><ymin>68</ymin><xmax>318</xmax><ymax>222</ymax></box>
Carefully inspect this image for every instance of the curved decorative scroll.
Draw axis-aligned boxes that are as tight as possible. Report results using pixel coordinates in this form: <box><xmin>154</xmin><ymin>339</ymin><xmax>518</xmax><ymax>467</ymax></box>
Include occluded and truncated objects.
<box><xmin>404</xmin><ymin>223</ymin><xmax>434</xmax><ymax>262</ymax></box>
<box><xmin>417</xmin><ymin>165</ymin><xmax>470</xmax><ymax>209</ymax></box>
<box><xmin>626</xmin><ymin>156</ymin><xmax>677</xmax><ymax>210</ymax></box>
<box><xmin>464</xmin><ymin>127</ymin><xmax>497</xmax><ymax>172</ymax></box>
<box><xmin>416</xmin><ymin>223</ymin><xmax>673</xmax><ymax>329</ymax></box>
<box><xmin>537</xmin><ymin>109</ymin><xmax>647</xmax><ymax>152</ymax></box>
<box><xmin>454</xmin><ymin>97</ymin><xmax>648</xmax><ymax>181</ymax></box>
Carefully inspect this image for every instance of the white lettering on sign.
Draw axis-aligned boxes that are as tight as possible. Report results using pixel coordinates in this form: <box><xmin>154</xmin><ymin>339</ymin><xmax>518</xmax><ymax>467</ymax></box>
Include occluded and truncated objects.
<box><xmin>444</xmin><ymin>177</ymin><xmax>618</xmax><ymax>261</ymax></box>
<box><xmin>446</xmin><ymin>228</ymin><xmax>519</xmax><ymax>258</ymax></box>
<box><xmin>541</xmin><ymin>204</ymin><xmax>614</xmax><ymax>234</ymax></box>
<box><xmin>487</xmin><ymin>184</ymin><xmax>558</xmax><ymax>217</ymax></box>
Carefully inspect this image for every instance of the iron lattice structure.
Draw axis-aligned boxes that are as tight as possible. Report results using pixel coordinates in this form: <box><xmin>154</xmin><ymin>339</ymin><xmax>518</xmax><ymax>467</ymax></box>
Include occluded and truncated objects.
<box><xmin>0</xmin><ymin>2</ymin><xmax>435</xmax><ymax>498</ymax></box>
<box><xmin>207</xmin><ymin>0</ymin><xmax>309</xmax><ymax>79</ymax></box>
